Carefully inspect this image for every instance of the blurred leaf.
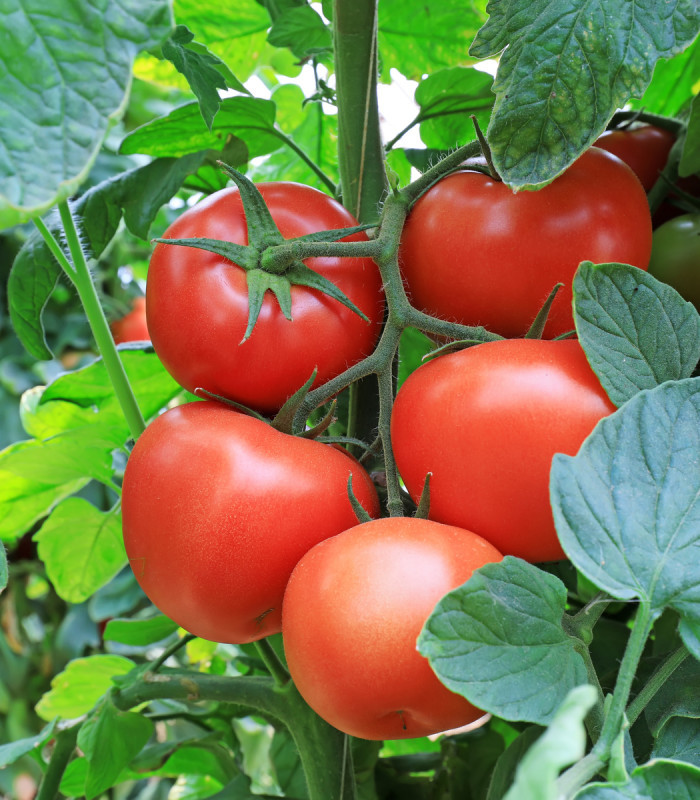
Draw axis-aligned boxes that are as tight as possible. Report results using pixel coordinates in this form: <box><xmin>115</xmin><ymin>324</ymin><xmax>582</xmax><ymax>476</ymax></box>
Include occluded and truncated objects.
<box><xmin>398</xmin><ymin>327</ymin><xmax>433</xmax><ymax>386</ymax></box>
<box><xmin>503</xmin><ymin>686</ymin><xmax>595</xmax><ymax>800</ymax></box>
<box><xmin>36</xmin><ymin>654</ymin><xmax>135</xmax><ymax>721</ymax></box>
<box><xmin>0</xmin><ymin>718</ymin><xmax>56</xmax><ymax>768</ymax></box>
<box><xmin>35</xmin><ymin>499</ymin><xmax>126</xmax><ymax>604</ymax></box>
<box><xmin>0</xmin><ymin>543</ymin><xmax>6</xmax><ymax>594</ymax></box>
<box><xmin>632</xmin><ymin>37</ymin><xmax>700</xmax><ymax>117</ymax></box>
<box><xmin>88</xmin><ymin>569</ymin><xmax>147</xmax><ymax>622</ymax></box>
<box><xmin>645</xmin><ymin>654</ymin><xmax>700</xmax><ymax>737</ymax></box>
<box><xmin>471</xmin><ymin>0</ymin><xmax>700</xmax><ymax>188</ymax></box>
<box><xmin>0</xmin><ymin>0</ymin><xmax>174</xmax><ymax>228</ymax></box>
<box><xmin>103</xmin><ymin>615</ymin><xmax>179</xmax><ymax>646</ymax></box>
<box><xmin>574</xmin><ymin>262</ymin><xmax>700</xmax><ymax>407</ymax></box>
<box><xmin>576</xmin><ymin>759</ymin><xmax>700</xmax><ymax>799</ymax></box>
<box><xmin>551</xmin><ymin>379</ymin><xmax>700</xmax><ymax>652</ymax></box>
<box><xmin>419</xmin><ymin>557</ymin><xmax>589</xmax><ymax>725</ymax></box>
<box><xmin>78</xmin><ymin>695</ymin><xmax>154</xmax><ymax>800</ymax></box>
<box><xmin>415</xmin><ymin>67</ymin><xmax>494</xmax><ymax>149</ymax></box>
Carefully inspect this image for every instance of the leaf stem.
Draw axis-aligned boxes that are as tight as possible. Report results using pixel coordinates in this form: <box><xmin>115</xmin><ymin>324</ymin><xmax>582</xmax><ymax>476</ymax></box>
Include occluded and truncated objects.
<box><xmin>626</xmin><ymin>644</ymin><xmax>689</xmax><ymax>727</ymax></box>
<box><xmin>255</xmin><ymin>638</ymin><xmax>291</xmax><ymax>687</ymax></box>
<box><xmin>35</xmin><ymin>724</ymin><xmax>79</xmax><ymax>800</ymax></box>
<box><xmin>151</xmin><ymin>633</ymin><xmax>197</xmax><ymax>673</ymax></box>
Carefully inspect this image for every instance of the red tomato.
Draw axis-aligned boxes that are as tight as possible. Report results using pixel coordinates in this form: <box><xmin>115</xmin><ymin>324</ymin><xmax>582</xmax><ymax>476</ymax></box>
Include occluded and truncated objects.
<box><xmin>146</xmin><ymin>183</ymin><xmax>384</xmax><ymax>414</ymax></box>
<box><xmin>398</xmin><ymin>147</ymin><xmax>652</xmax><ymax>339</ymax></box>
<box><xmin>594</xmin><ymin>125</ymin><xmax>676</xmax><ymax>191</ymax></box>
<box><xmin>110</xmin><ymin>297</ymin><xmax>150</xmax><ymax>344</ymax></box>
<box><xmin>121</xmin><ymin>401</ymin><xmax>380</xmax><ymax>644</ymax></box>
<box><xmin>282</xmin><ymin>516</ymin><xmax>502</xmax><ymax>740</ymax></box>
<box><xmin>391</xmin><ymin>339</ymin><xmax>616</xmax><ymax>562</ymax></box>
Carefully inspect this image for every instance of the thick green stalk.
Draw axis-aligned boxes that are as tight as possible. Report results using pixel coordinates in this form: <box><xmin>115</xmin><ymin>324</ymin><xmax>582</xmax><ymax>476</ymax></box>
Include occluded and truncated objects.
<box><xmin>36</xmin><ymin>725</ymin><xmax>79</xmax><ymax>800</ymax></box>
<box><xmin>626</xmin><ymin>645</ymin><xmax>689</xmax><ymax>727</ymax></box>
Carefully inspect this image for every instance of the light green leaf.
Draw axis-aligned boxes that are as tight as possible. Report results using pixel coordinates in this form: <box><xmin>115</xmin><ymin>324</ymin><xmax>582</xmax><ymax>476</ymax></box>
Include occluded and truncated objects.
<box><xmin>35</xmin><ymin>499</ymin><xmax>126</xmax><ymax>604</ymax></box>
<box><xmin>632</xmin><ymin>37</ymin><xmax>700</xmax><ymax>117</ymax></box>
<box><xmin>471</xmin><ymin>0</ymin><xmax>700</xmax><ymax>188</ymax></box>
<box><xmin>0</xmin><ymin>719</ymin><xmax>57</xmax><ymax>768</ymax></box>
<box><xmin>551</xmin><ymin>379</ymin><xmax>700</xmax><ymax>645</ymax></box>
<box><xmin>36</xmin><ymin>655</ymin><xmax>135</xmax><ymax>721</ymax></box>
<box><xmin>503</xmin><ymin>685</ymin><xmax>596</xmax><ymax>800</ymax></box>
<box><xmin>418</xmin><ymin>557</ymin><xmax>589</xmax><ymax>725</ymax></box>
<box><xmin>0</xmin><ymin>0</ymin><xmax>174</xmax><ymax>229</ymax></box>
<box><xmin>575</xmin><ymin>759</ymin><xmax>700</xmax><ymax>799</ymax></box>
<box><xmin>78</xmin><ymin>695</ymin><xmax>154</xmax><ymax>800</ymax></box>
<box><xmin>103</xmin><ymin>615</ymin><xmax>179</xmax><ymax>646</ymax></box>
<box><xmin>574</xmin><ymin>262</ymin><xmax>700</xmax><ymax>407</ymax></box>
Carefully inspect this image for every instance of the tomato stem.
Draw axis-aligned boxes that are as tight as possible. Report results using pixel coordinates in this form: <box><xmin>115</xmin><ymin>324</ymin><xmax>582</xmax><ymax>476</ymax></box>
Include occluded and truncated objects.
<box><xmin>35</xmin><ymin>724</ymin><xmax>80</xmax><ymax>800</ymax></box>
<box><xmin>625</xmin><ymin>645</ymin><xmax>689</xmax><ymax>727</ymax></box>
<box><xmin>254</xmin><ymin>638</ymin><xmax>291</xmax><ymax>687</ymax></box>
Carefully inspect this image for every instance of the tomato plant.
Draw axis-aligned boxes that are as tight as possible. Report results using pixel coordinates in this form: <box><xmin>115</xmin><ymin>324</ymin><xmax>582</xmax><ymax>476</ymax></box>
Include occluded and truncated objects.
<box><xmin>398</xmin><ymin>147</ymin><xmax>652</xmax><ymax>338</ymax></box>
<box><xmin>121</xmin><ymin>400</ymin><xmax>380</xmax><ymax>643</ymax></box>
<box><xmin>282</xmin><ymin>516</ymin><xmax>502</xmax><ymax>740</ymax></box>
<box><xmin>648</xmin><ymin>213</ymin><xmax>700</xmax><ymax>311</ymax></box>
<box><xmin>147</xmin><ymin>182</ymin><xmax>384</xmax><ymax>414</ymax></box>
<box><xmin>391</xmin><ymin>339</ymin><xmax>617</xmax><ymax>562</ymax></box>
<box><xmin>110</xmin><ymin>296</ymin><xmax>150</xmax><ymax>344</ymax></box>
<box><xmin>594</xmin><ymin>124</ymin><xmax>676</xmax><ymax>191</ymax></box>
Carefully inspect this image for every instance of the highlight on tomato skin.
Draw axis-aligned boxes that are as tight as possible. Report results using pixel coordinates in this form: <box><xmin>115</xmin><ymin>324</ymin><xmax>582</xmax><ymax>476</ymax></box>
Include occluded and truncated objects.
<box><xmin>398</xmin><ymin>146</ymin><xmax>652</xmax><ymax>339</ymax></box>
<box><xmin>121</xmin><ymin>400</ymin><xmax>380</xmax><ymax>645</ymax></box>
<box><xmin>391</xmin><ymin>338</ymin><xmax>617</xmax><ymax>563</ymax></box>
<box><xmin>282</xmin><ymin>516</ymin><xmax>503</xmax><ymax>741</ymax></box>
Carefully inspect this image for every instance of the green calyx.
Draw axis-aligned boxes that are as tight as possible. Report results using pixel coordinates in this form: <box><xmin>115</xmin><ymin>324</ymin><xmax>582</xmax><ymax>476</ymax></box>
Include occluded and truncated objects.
<box><xmin>153</xmin><ymin>162</ymin><xmax>373</xmax><ymax>341</ymax></box>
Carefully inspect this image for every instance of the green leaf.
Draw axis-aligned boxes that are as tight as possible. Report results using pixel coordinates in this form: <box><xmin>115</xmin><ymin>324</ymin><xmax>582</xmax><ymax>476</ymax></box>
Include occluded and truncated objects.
<box><xmin>103</xmin><ymin>615</ymin><xmax>179</xmax><ymax>646</ymax></box>
<box><xmin>0</xmin><ymin>719</ymin><xmax>57</xmax><ymax>768</ymax></box>
<box><xmin>35</xmin><ymin>499</ymin><xmax>126</xmax><ymax>604</ymax></box>
<box><xmin>36</xmin><ymin>654</ymin><xmax>135</xmax><ymax>721</ymax></box>
<box><xmin>162</xmin><ymin>25</ymin><xmax>244</xmax><ymax>130</ymax></box>
<box><xmin>652</xmin><ymin>717</ymin><xmax>700</xmax><ymax>767</ymax></box>
<box><xmin>632</xmin><ymin>34</ymin><xmax>700</xmax><ymax>117</ymax></box>
<box><xmin>550</xmin><ymin>379</ymin><xmax>700</xmax><ymax>636</ymax></box>
<box><xmin>9</xmin><ymin>153</ymin><xmax>213</xmax><ymax>359</ymax></box>
<box><xmin>0</xmin><ymin>543</ymin><xmax>7</xmax><ymax>594</ymax></box>
<box><xmin>120</xmin><ymin>97</ymin><xmax>280</xmax><ymax>160</ymax></box>
<box><xmin>573</xmin><ymin>262</ymin><xmax>700</xmax><ymax>407</ymax></box>
<box><xmin>471</xmin><ymin>1</ymin><xmax>700</xmax><ymax>188</ymax></box>
<box><xmin>79</xmin><ymin>695</ymin><xmax>154</xmax><ymax>800</ymax></box>
<box><xmin>575</xmin><ymin>759</ymin><xmax>700</xmax><ymax>799</ymax></box>
<box><xmin>645</xmin><ymin>655</ymin><xmax>700</xmax><ymax>737</ymax></box>
<box><xmin>502</xmin><ymin>685</ymin><xmax>596</xmax><ymax>800</ymax></box>
<box><xmin>267</xmin><ymin>5</ymin><xmax>332</xmax><ymax>60</ymax></box>
<box><xmin>418</xmin><ymin>557</ymin><xmax>589</xmax><ymax>725</ymax></box>
<box><xmin>0</xmin><ymin>0</ymin><xmax>174</xmax><ymax>229</ymax></box>
<box><xmin>270</xmin><ymin>728</ymin><xmax>308</xmax><ymax>799</ymax></box>
<box><xmin>680</xmin><ymin>94</ymin><xmax>700</xmax><ymax>179</ymax></box>
<box><xmin>378</xmin><ymin>0</ymin><xmax>487</xmax><ymax>80</ymax></box>
<box><xmin>486</xmin><ymin>726</ymin><xmax>542</xmax><ymax>800</ymax></box>
<box><xmin>415</xmin><ymin>67</ymin><xmax>494</xmax><ymax>149</ymax></box>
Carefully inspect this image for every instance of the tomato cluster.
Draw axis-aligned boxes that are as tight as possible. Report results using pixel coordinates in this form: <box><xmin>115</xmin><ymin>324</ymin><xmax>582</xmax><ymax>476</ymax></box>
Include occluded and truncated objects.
<box><xmin>122</xmin><ymin>147</ymin><xmax>654</xmax><ymax>739</ymax></box>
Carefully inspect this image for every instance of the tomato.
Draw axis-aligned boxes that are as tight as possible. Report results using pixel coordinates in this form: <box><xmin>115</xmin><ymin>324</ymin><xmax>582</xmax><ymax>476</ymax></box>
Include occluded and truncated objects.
<box><xmin>647</xmin><ymin>213</ymin><xmax>700</xmax><ymax>311</ymax></box>
<box><xmin>282</xmin><ymin>516</ymin><xmax>502</xmax><ymax>740</ymax></box>
<box><xmin>110</xmin><ymin>297</ymin><xmax>150</xmax><ymax>344</ymax></box>
<box><xmin>121</xmin><ymin>401</ymin><xmax>380</xmax><ymax>644</ymax></box>
<box><xmin>398</xmin><ymin>147</ymin><xmax>652</xmax><ymax>339</ymax></box>
<box><xmin>594</xmin><ymin>125</ymin><xmax>675</xmax><ymax>191</ymax></box>
<box><xmin>391</xmin><ymin>339</ymin><xmax>616</xmax><ymax>562</ymax></box>
<box><xmin>146</xmin><ymin>183</ymin><xmax>384</xmax><ymax>414</ymax></box>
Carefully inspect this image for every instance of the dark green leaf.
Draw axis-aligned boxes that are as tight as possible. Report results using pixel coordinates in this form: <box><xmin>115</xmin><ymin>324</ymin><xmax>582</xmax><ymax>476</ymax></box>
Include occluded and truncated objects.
<box><xmin>471</xmin><ymin>1</ymin><xmax>700</xmax><ymax>188</ymax></box>
<box><xmin>120</xmin><ymin>97</ymin><xmax>281</xmax><ymax>160</ymax></box>
<box><xmin>576</xmin><ymin>759</ymin><xmax>700</xmax><ymax>799</ymax></box>
<box><xmin>88</xmin><ymin>569</ymin><xmax>147</xmax><ymax>622</ymax></box>
<box><xmin>270</xmin><ymin>728</ymin><xmax>308</xmax><ymax>799</ymax></box>
<box><xmin>78</xmin><ymin>695</ymin><xmax>154</xmax><ymax>800</ymax></box>
<box><xmin>418</xmin><ymin>557</ymin><xmax>589</xmax><ymax>725</ymax></box>
<box><xmin>574</xmin><ymin>262</ymin><xmax>700</xmax><ymax>407</ymax></box>
<box><xmin>0</xmin><ymin>0</ymin><xmax>174</xmax><ymax>228</ymax></box>
<box><xmin>551</xmin><ymin>379</ymin><xmax>700</xmax><ymax>636</ymax></box>
<box><xmin>487</xmin><ymin>726</ymin><xmax>542</xmax><ymax>800</ymax></box>
<box><xmin>645</xmin><ymin>655</ymin><xmax>700</xmax><ymax>737</ymax></box>
<box><xmin>653</xmin><ymin>717</ymin><xmax>700</xmax><ymax>767</ymax></box>
<box><xmin>415</xmin><ymin>67</ymin><xmax>494</xmax><ymax>149</ymax></box>
<box><xmin>103</xmin><ymin>615</ymin><xmax>179</xmax><ymax>646</ymax></box>
<box><xmin>680</xmin><ymin>95</ymin><xmax>700</xmax><ymax>178</ymax></box>
<box><xmin>501</xmin><ymin>685</ymin><xmax>596</xmax><ymax>800</ymax></box>
<box><xmin>402</xmin><ymin>148</ymin><xmax>452</xmax><ymax>173</ymax></box>
<box><xmin>35</xmin><ymin>499</ymin><xmax>126</xmax><ymax>604</ymax></box>
<box><xmin>36</xmin><ymin>654</ymin><xmax>135</xmax><ymax>721</ymax></box>
<box><xmin>0</xmin><ymin>719</ymin><xmax>57</xmax><ymax>769</ymax></box>
<box><xmin>267</xmin><ymin>5</ymin><xmax>332</xmax><ymax>60</ymax></box>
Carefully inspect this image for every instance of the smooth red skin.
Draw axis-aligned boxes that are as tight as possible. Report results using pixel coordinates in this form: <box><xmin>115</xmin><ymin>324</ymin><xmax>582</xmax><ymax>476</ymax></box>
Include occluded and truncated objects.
<box><xmin>110</xmin><ymin>297</ymin><xmax>150</xmax><ymax>344</ymax></box>
<box><xmin>282</xmin><ymin>517</ymin><xmax>502</xmax><ymax>740</ymax></box>
<box><xmin>594</xmin><ymin>126</ymin><xmax>675</xmax><ymax>191</ymax></box>
<box><xmin>398</xmin><ymin>147</ymin><xmax>652</xmax><ymax>339</ymax></box>
<box><xmin>146</xmin><ymin>183</ymin><xmax>384</xmax><ymax>414</ymax></box>
<box><xmin>391</xmin><ymin>340</ymin><xmax>616</xmax><ymax>562</ymax></box>
<box><xmin>121</xmin><ymin>401</ymin><xmax>380</xmax><ymax>644</ymax></box>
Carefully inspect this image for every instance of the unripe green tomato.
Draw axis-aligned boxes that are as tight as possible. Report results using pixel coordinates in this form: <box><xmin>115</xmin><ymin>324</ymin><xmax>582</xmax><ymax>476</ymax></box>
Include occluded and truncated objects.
<box><xmin>647</xmin><ymin>213</ymin><xmax>700</xmax><ymax>311</ymax></box>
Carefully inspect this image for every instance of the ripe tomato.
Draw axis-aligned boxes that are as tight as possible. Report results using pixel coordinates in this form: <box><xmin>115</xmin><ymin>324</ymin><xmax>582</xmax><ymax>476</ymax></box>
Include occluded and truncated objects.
<box><xmin>110</xmin><ymin>297</ymin><xmax>150</xmax><ymax>344</ymax></box>
<box><xmin>398</xmin><ymin>147</ymin><xmax>652</xmax><ymax>339</ymax></box>
<box><xmin>647</xmin><ymin>213</ymin><xmax>700</xmax><ymax>311</ymax></box>
<box><xmin>391</xmin><ymin>339</ymin><xmax>616</xmax><ymax>562</ymax></box>
<box><xmin>594</xmin><ymin>125</ymin><xmax>675</xmax><ymax>191</ymax></box>
<box><xmin>282</xmin><ymin>516</ymin><xmax>502</xmax><ymax>740</ymax></box>
<box><xmin>121</xmin><ymin>401</ymin><xmax>380</xmax><ymax>644</ymax></box>
<box><xmin>146</xmin><ymin>183</ymin><xmax>384</xmax><ymax>414</ymax></box>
